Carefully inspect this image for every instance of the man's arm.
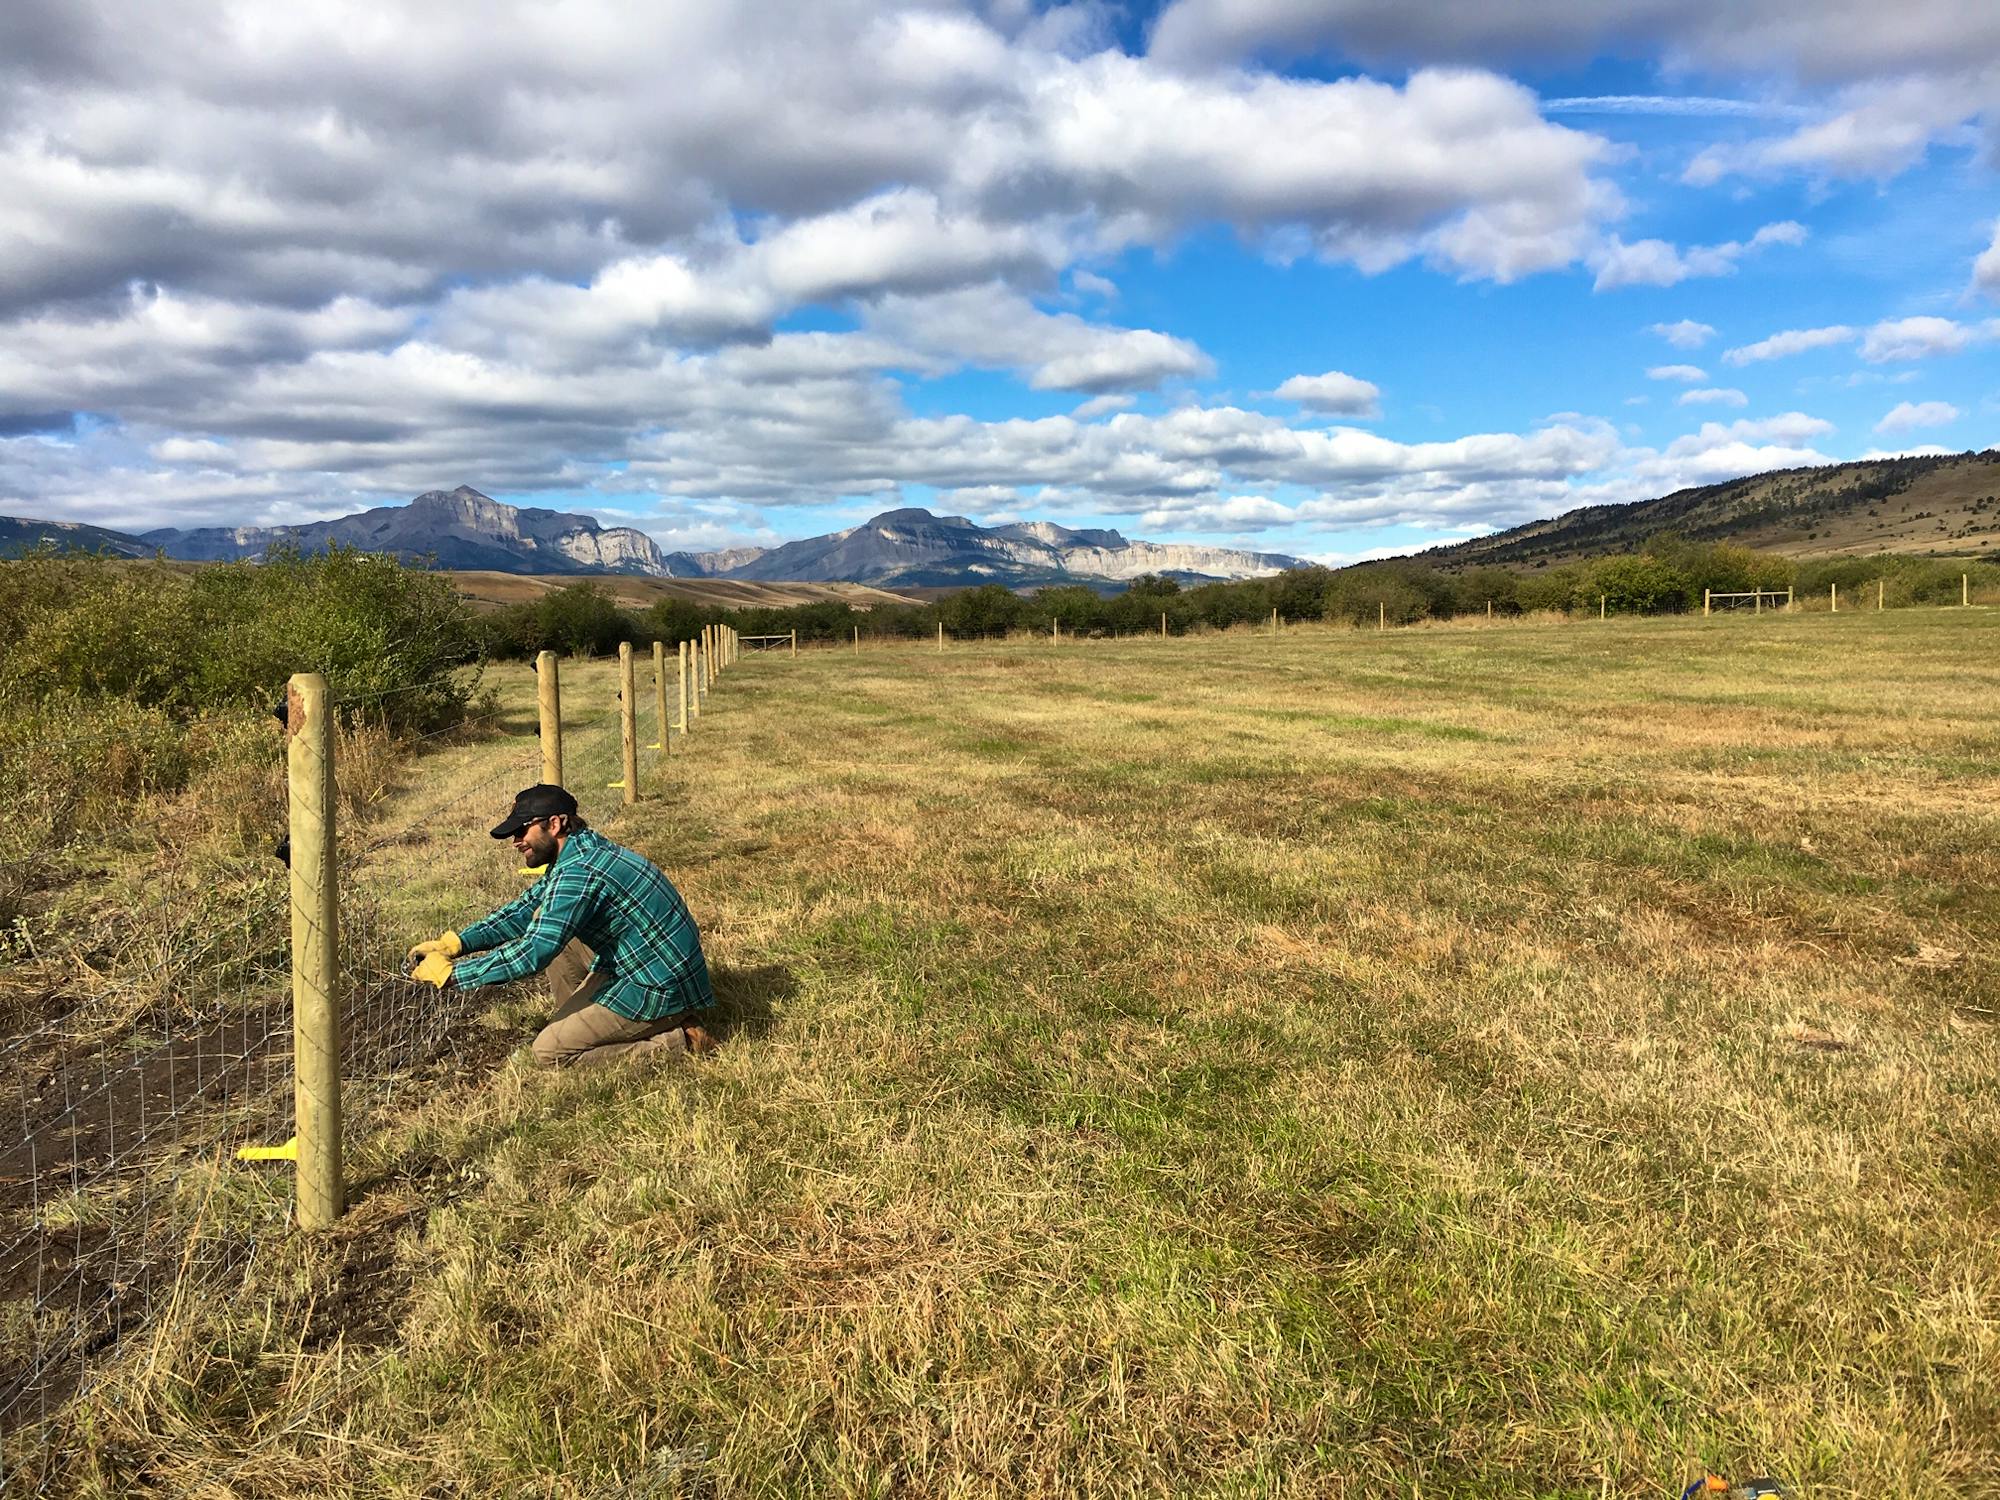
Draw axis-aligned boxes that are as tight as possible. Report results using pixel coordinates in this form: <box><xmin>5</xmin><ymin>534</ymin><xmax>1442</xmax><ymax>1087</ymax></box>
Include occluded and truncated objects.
<box><xmin>452</xmin><ymin>866</ymin><xmax>592</xmax><ymax>990</ymax></box>
<box><xmin>457</xmin><ymin>879</ymin><xmax>546</xmax><ymax>955</ymax></box>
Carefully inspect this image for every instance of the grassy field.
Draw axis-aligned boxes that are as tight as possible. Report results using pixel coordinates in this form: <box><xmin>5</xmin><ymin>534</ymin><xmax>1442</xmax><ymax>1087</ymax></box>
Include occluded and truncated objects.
<box><xmin>40</xmin><ymin>610</ymin><xmax>2000</xmax><ymax>1497</ymax></box>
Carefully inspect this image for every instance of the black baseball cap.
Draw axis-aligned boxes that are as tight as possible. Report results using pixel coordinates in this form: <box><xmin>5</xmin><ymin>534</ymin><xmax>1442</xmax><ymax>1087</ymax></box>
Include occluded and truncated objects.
<box><xmin>490</xmin><ymin>784</ymin><xmax>579</xmax><ymax>839</ymax></box>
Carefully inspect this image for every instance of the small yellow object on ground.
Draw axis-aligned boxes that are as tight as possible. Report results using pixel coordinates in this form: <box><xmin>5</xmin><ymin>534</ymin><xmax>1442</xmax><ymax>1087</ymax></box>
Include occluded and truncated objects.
<box><xmin>236</xmin><ymin>1136</ymin><xmax>297</xmax><ymax>1163</ymax></box>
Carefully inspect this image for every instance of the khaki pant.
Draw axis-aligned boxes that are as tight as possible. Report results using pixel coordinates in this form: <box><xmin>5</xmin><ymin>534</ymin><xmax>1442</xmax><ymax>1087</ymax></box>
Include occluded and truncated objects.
<box><xmin>531</xmin><ymin>941</ymin><xmax>699</xmax><ymax>1069</ymax></box>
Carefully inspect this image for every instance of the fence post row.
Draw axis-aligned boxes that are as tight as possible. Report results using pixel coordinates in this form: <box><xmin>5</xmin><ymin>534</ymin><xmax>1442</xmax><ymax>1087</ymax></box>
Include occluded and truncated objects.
<box><xmin>286</xmin><ymin>672</ymin><xmax>344</xmax><ymax>1229</ymax></box>
<box><xmin>537</xmin><ymin>650</ymin><xmax>563</xmax><ymax>786</ymax></box>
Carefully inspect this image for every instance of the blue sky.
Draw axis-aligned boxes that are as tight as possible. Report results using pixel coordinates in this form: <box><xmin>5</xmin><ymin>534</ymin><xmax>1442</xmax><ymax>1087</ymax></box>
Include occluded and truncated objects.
<box><xmin>3</xmin><ymin>0</ymin><xmax>1998</xmax><ymax>563</ymax></box>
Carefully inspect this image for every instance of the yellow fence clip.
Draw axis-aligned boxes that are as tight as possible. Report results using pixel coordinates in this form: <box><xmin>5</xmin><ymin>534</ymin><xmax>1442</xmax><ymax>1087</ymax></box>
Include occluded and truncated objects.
<box><xmin>518</xmin><ymin>863</ymin><xmax>548</xmax><ymax>879</ymax></box>
<box><xmin>236</xmin><ymin>1135</ymin><xmax>298</xmax><ymax>1163</ymax></box>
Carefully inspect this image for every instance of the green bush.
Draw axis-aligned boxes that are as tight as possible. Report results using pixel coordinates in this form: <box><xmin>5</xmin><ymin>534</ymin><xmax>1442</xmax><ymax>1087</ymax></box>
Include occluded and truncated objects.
<box><xmin>1</xmin><ymin>546</ymin><xmax>480</xmax><ymax>731</ymax></box>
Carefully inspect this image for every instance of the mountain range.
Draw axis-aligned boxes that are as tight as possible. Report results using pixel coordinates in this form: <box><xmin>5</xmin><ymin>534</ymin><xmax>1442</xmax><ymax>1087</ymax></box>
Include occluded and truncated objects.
<box><xmin>8</xmin><ymin>451</ymin><xmax>2000</xmax><ymax>586</ymax></box>
<box><xmin>0</xmin><ymin>487</ymin><xmax>1304</xmax><ymax>587</ymax></box>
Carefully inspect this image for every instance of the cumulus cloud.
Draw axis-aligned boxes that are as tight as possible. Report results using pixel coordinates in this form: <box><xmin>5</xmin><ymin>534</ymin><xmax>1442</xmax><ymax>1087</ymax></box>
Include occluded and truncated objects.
<box><xmin>1859</xmin><ymin>315</ymin><xmax>1986</xmax><ymax>362</ymax></box>
<box><xmin>1678</xmin><ymin>387</ymin><xmax>1748</xmax><ymax>406</ymax></box>
<box><xmin>1976</xmin><ymin>222</ymin><xmax>2000</xmax><ymax>298</ymax></box>
<box><xmin>1072</xmin><ymin>393</ymin><xmax>1135</xmax><ymax>418</ymax></box>
<box><xmin>1144</xmin><ymin>0</ymin><xmax>2000</xmax><ymax>78</ymax></box>
<box><xmin>1138</xmin><ymin>494</ymin><xmax>1297</xmax><ymax>532</ymax></box>
<box><xmin>865</xmin><ymin>285</ymin><xmax>1212</xmax><ymax>391</ymax></box>
<box><xmin>1722</xmin><ymin>325</ymin><xmax>1856</xmax><ymax>364</ymax></box>
<box><xmin>1875</xmin><ymin>399</ymin><xmax>1961</xmax><ymax>432</ymax></box>
<box><xmin>1647</xmin><ymin>364</ymin><xmax>1706</xmax><ymax>382</ymax></box>
<box><xmin>1588</xmin><ymin>220</ymin><xmax>1805</xmax><ymax>291</ymax></box>
<box><xmin>1147</xmin><ymin>3</ymin><xmax>2000</xmax><ymax>198</ymax></box>
<box><xmin>1649</xmin><ymin>319</ymin><xmax>1716</xmax><ymax>348</ymax></box>
<box><xmin>1683</xmin><ymin>75</ymin><xmax>1990</xmax><ymax>186</ymax></box>
<box><xmin>1275</xmin><ymin>370</ymin><xmax>1382</xmax><ymax>415</ymax></box>
<box><xmin>0</xmin><ymin>5</ymin><xmax>1623</xmax><ymax>324</ymax></box>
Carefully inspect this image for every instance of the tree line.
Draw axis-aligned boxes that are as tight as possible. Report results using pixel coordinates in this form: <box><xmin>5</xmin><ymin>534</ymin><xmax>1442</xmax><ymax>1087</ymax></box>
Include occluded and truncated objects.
<box><xmin>476</xmin><ymin>539</ymin><xmax>2000</xmax><ymax>656</ymax></box>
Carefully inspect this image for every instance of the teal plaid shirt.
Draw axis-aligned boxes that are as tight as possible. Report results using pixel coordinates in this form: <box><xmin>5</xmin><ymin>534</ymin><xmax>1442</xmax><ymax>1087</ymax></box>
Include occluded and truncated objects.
<box><xmin>454</xmin><ymin>829</ymin><xmax>715</xmax><ymax>1022</ymax></box>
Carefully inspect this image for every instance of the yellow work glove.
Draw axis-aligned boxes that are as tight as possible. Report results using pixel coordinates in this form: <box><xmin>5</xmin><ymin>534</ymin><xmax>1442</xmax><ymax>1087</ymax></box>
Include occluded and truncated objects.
<box><xmin>410</xmin><ymin>952</ymin><xmax>455</xmax><ymax>989</ymax></box>
<box><xmin>406</xmin><ymin>930</ymin><xmax>463</xmax><ymax>962</ymax></box>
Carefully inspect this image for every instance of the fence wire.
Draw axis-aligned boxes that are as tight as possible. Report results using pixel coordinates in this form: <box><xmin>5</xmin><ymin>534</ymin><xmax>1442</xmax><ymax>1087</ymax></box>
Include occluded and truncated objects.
<box><xmin>0</xmin><ymin>872</ymin><xmax>293</xmax><ymax>1489</ymax></box>
<box><xmin>0</xmin><ymin>679</ymin><xmax>536</xmax><ymax>1494</ymax></box>
<box><xmin>2</xmin><ymin>654</ymin><xmax>710</xmax><ymax>1492</ymax></box>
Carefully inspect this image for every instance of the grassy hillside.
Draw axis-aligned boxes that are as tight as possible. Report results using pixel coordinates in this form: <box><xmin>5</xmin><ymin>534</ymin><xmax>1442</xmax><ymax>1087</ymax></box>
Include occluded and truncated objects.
<box><xmin>1423</xmin><ymin>450</ymin><xmax>2000</xmax><ymax>569</ymax></box>
<box><xmin>23</xmin><ymin>612</ymin><xmax>2000</xmax><ymax>1495</ymax></box>
<box><xmin>0</xmin><ymin>515</ymin><xmax>152</xmax><ymax>559</ymax></box>
<box><xmin>445</xmin><ymin>571</ymin><xmax>925</xmax><ymax>611</ymax></box>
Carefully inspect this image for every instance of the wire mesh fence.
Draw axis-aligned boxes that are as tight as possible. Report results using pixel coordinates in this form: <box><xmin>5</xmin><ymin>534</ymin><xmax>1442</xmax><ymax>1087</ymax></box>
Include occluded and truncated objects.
<box><xmin>0</xmin><ymin>642</ymin><xmax>729</xmax><ymax>1490</ymax></box>
<box><xmin>0</xmin><ymin>870</ymin><xmax>294</xmax><ymax>1477</ymax></box>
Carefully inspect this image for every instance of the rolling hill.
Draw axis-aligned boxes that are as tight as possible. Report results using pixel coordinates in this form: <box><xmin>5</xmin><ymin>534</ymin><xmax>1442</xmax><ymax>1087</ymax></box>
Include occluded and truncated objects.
<box><xmin>1417</xmin><ymin>450</ymin><xmax>2000</xmax><ymax>569</ymax></box>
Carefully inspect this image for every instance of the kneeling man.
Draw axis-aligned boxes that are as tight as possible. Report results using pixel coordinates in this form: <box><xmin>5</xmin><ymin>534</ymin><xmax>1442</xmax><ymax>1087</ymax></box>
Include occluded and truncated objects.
<box><xmin>408</xmin><ymin>785</ymin><xmax>716</xmax><ymax>1067</ymax></box>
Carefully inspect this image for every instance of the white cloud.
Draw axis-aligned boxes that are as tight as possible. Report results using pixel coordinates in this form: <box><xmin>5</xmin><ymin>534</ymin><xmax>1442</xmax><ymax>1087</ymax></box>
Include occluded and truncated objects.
<box><xmin>1683</xmin><ymin>75</ymin><xmax>1989</xmax><ymax>186</ymax></box>
<box><xmin>147</xmin><ymin>437</ymin><xmax>236</xmax><ymax>465</ymax></box>
<box><xmin>1875</xmin><ymin>399</ymin><xmax>1962</xmax><ymax>432</ymax></box>
<box><xmin>1072</xmin><ymin>393</ymin><xmax>1135</xmax><ymax>418</ymax></box>
<box><xmin>1678</xmin><ymin>387</ymin><xmax>1748</xmax><ymax>406</ymax></box>
<box><xmin>1647</xmin><ymin>364</ymin><xmax>1706</xmax><ymax>382</ymax></box>
<box><xmin>1860</xmin><ymin>315</ymin><xmax>1985</xmax><ymax>362</ymax></box>
<box><xmin>865</xmin><ymin>284</ymin><xmax>1212</xmax><ymax>392</ymax></box>
<box><xmin>1859</xmin><ymin>444</ymin><xmax>1954</xmax><ymax>459</ymax></box>
<box><xmin>1071</xmin><ymin>269</ymin><xmax>1118</xmax><ymax>300</ymax></box>
<box><xmin>1722</xmin><ymin>325</ymin><xmax>1856</xmax><ymax>364</ymax></box>
<box><xmin>1589</xmin><ymin>220</ymin><xmax>1805</xmax><ymax>290</ymax></box>
<box><xmin>1144</xmin><ymin>0</ymin><xmax>2000</xmax><ymax>79</ymax></box>
<box><xmin>1649</xmin><ymin>319</ymin><xmax>1716</xmax><ymax>348</ymax></box>
<box><xmin>1275</xmin><ymin>370</ymin><xmax>1382</xmax><ymax>416</ymax></box>
<box><xmin>1976</xmin><ymin>222</ymin><xmax>2000</xmax><ymax>299</ymax></box>
<box><xmin>1139</xmin><ymin>494</ymin><xmax>1297</xmax><ymax>531</ymax></box>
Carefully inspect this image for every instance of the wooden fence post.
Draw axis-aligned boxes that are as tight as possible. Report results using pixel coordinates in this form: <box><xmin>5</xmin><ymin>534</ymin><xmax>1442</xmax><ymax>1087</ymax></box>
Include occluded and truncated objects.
<box><xmin>1271</xmin><ymin>607</ymin><xmax>1278</xmax><ymax>635</ymax></box>
<box><xmin>287</xmin><ymin>672</ymin><xmax>343</xmax><ymax>1229</ymax></box>
<box><xmin>1879</xmin><ymin>580</ymin><xmax>1885</xmax><ymax>612</ymax></box>
<box><xmin>1704</xmin><ymin>590</ymin><xmax>1711</xmax><ymax>617</ymax></box>
<box><xmin>1378</xmin><ymin>602</ymin><xmax>1384</xmax><ymax>632</ymax></box>
<box><xmin>853</xmin><ymin>626</ymin><xmax>859</xmax><ymax>653</ymax></box>
<box><xmin>677</xmin><ymin>640</ymin><xmax>689</xmax><ymax>732</ymax></box>
<box><xmin>1965</xmin><ymin>574</ymin><xmax>1970</xmax><ymax>607</ymax></box>
<box><xmin>1831</xmin><ymin>583</ymin><xmax>1838</xmax><ymax>613</ymax></box>
<box><xmin>615</xmin><ymin>642</ymin><xmax>638</xmax><ymax>802</ymax></box>
<box><xmin>691</xmin><ymin>641</ymin><xmax>703</xmax><ymax>720</ymax></box>
<box><xmin>536</xmin><ymin>650</ymin><xmax>563</xmax><ymax>787</ymax></box>
<box><xmin>791</xmin><ymin>629</ymin><xmax>797</xmax><ymax>657</ymax></box>
<box><xmin>651</xmin><ymin>640</ymin><xmax>668</xmax><ymax>759</ymax></box>
<box><xmin>1786</xmin><ymin>586</ymin><xmax>1793</xmax><ymax>611</ymax></box>
<box><xmin>1487</xmin><ymin>599</ymin><xmax>1493</xmax><ymax>620</ymax></box>
<box><xmin>1599</xmin><ymin>595</ymin><xmax>1606</xmax><ymax>620</ymax></box>
<box><xmin>938</xmin><ymin>621</ymin><xmax>945</xmax><ymax>652</ymax></box>
<box><xmin>1161</xmin><ymin>611</ymin><xmax>1168</xmax><ymax>639</ymax></box>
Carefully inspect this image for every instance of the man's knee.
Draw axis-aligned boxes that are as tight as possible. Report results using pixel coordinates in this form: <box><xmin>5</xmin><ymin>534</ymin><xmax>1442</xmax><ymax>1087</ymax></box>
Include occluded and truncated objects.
<box><xmin>531</xmin><ymin>1018</ymin><xmax>580</xmax><ymax>1068</ymax></box>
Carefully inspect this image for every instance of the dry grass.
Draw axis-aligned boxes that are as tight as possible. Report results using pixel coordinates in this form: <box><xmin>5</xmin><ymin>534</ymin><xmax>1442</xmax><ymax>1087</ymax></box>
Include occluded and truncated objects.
<box><xmin>24</xmin><ymin>609</ymin><xmax>2000</xmax><ymax>1497</ymax></box>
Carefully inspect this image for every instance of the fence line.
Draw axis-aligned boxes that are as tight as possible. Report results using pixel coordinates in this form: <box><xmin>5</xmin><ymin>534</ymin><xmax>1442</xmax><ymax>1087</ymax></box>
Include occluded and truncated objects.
<box><xmin>1</xmin><ymin>635</ymin><xmax>751</xmax><ymax>1490</ymax></box>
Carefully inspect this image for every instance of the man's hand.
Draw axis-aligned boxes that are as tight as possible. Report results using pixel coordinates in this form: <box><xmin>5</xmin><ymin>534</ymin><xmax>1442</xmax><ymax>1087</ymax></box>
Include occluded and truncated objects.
<box><xmin>410</xmin><ymin>952</ymin><xmax>455</xmax><ymax>989</ymax></box>
<box><xmin>406</xmin><ymin>930</ymin><xmax>463</xmax><ymax>962</ymax></box>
